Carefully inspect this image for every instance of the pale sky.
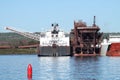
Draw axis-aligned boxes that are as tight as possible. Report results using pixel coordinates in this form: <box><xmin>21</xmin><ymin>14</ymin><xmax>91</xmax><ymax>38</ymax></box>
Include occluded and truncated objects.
<box><xmin>0</xmin><ymin>0</ymin><xmax>120</xmax><ymax>32</ymax></box>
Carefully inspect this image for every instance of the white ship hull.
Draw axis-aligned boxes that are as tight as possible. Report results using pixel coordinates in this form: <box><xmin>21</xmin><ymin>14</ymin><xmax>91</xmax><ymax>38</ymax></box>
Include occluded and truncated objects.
<box><xmin>101</xmin><ymin>44</ymin><xmax>110</xmax><ymax>56</ymax></box>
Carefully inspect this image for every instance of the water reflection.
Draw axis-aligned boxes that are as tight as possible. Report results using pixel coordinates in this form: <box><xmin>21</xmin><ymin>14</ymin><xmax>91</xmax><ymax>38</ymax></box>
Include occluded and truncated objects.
<box><xmin>38</xmin><ymin>57</ymin><xmax>71</xmax><ymax>80</ymax></box>
<box><xmin>37</xmin><ymin>56</ymin><xmax>120</xmax><ymax>80</ymax></box>
<box><xmin>0</xmin><ymin>55</ymin><xmax>120</xmax><ymax>80</ymax></box>
<box><xmin>70</xmin><ymin>57</ymin><xmax>100</xmax><ymax>80</ymax></box>
<box><xmin>38</xmin><ymin>57</ymin><xmax>100</xmax><ymax>80</ymax></box>
<box><xmin>96</xmin><ymin>57</ymin><xmax>120</xmax><ymax>80</ymax></box>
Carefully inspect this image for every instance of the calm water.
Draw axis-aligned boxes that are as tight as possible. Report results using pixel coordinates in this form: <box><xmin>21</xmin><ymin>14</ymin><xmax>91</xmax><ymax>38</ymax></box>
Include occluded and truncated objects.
<box><xmin>0</xmin><ymin>55</ymin><xmax>120</xmax><ymax>80</ymax></box>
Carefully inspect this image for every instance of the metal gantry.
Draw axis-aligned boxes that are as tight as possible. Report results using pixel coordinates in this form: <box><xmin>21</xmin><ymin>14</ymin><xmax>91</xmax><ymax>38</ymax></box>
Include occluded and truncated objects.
<box><xmin>70</xmin><ymin>16</ymin><xmax>103</xmax><ymax>56</ymax></box>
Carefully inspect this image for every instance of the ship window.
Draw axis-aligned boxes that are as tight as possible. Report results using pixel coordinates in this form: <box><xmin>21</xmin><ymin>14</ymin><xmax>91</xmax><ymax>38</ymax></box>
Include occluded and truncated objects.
<box><xmin>52</xmin><ymin>35</ymin><xmax>54</xmax><ymax>37</ymax></box>
<box><xmin>56</xmin><ymin>35</ymin><xmax>58</xmax><ymax>37</ymax></box>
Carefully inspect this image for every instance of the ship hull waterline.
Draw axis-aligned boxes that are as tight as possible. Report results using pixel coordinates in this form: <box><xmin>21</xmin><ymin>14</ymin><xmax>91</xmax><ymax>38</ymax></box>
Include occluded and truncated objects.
<box><xmin>38</xmin><ymin>46</ymin><xmax>70</xmax><ymax>56</ymax></box>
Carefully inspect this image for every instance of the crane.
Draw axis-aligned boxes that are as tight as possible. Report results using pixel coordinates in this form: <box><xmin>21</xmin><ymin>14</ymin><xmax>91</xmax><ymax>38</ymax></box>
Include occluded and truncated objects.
<box><xmin>5</xmin><ymin>27</ymin><xmax>40</xmax><ymax>41</ymax></box>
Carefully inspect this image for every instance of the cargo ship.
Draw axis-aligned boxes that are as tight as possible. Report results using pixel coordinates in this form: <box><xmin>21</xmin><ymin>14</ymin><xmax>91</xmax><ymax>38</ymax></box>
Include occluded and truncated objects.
<box><xmin>70</xmin><ymin>16</ymin><xmax>103</xmax><ymax>56</ymax></box>
<box><xmin>5</xmin><ymin>24</ymin><xmax>70</xmax><ymax>56</ymax></box>
<box><xmin>38</xmin><ymin>23</ymin><xmax>70</xmax><ymax>56</ymax></box>
<box><xmin>101</xmin><ymin>34</ymin><xmax>120</xmax><ymax>56</ymax></box>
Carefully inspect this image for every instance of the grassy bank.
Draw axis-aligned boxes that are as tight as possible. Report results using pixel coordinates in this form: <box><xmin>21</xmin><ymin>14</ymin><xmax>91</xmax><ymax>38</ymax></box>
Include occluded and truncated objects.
<box><xmin>0</xmin><ymin>48</ymin><xmax>37</xmax><ymax>55</ymax></box>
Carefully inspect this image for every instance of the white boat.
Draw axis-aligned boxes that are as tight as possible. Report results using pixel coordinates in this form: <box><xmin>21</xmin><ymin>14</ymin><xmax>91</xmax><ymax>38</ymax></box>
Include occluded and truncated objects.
<box><xmin>38</xmin><ymin>23</ymin><xmax>70</xmax><ymax>56</ymax></box>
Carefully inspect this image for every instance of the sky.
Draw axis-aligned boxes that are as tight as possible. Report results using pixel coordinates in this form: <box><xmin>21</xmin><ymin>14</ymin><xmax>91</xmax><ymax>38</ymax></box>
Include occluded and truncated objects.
<box><xmin>0</xmin><ymin>0</ymin><xmax>120</xmax><ymax>33</ymax></box>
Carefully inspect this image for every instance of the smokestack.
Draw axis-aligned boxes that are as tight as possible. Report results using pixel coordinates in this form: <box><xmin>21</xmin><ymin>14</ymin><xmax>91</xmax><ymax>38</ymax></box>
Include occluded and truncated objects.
<box><xmin>93</xmin><ymin>16</ymin><xmax>96</xmax><ymax>27</ymax></box>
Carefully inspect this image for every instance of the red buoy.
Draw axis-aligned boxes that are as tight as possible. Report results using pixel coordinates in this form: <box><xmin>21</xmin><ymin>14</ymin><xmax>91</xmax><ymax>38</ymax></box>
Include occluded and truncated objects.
<box><xmin>27</xmin><ymin>64</ymin><xmax>32</xmax><ymax>79</ymax></box>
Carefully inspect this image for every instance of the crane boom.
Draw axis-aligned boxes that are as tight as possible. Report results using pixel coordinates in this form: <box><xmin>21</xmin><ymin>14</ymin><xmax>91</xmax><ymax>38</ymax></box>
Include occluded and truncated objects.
<box><xmin>5</xmin><ymin>27</ymin><xmax>40</xmax><ymax>41</ymax></box>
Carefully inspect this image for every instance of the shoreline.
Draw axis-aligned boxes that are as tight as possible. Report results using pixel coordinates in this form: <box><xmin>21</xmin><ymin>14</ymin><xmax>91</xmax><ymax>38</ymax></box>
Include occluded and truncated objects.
<box><xmin>0</xmin><ymin>48</ymin><xmax>37</xmax><ymax>55</ymax></box>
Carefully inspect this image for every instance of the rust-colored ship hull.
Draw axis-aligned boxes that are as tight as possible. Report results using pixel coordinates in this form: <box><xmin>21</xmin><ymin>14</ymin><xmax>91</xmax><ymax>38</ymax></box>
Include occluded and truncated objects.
<box><xmin>107</xmin><ymin>43</ymin><xmax>120</xmax><ymax>56</ymax></box>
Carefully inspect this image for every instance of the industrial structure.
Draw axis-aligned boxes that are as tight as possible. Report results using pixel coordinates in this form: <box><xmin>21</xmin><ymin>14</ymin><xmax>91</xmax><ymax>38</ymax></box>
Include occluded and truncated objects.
<box><xmin>70</xmin><ymin>16</ymin><xmax>103</xmax><ymax>56</ymax></box>
<box><xmin>5</xmin><ymin>16</ymin><xmax>104</xmax><ymax>56</ymax></box>
<box><xmin>5</xmin><ymin>27</ymin><xmax>40</xmax><ymax>52</ymax></box>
